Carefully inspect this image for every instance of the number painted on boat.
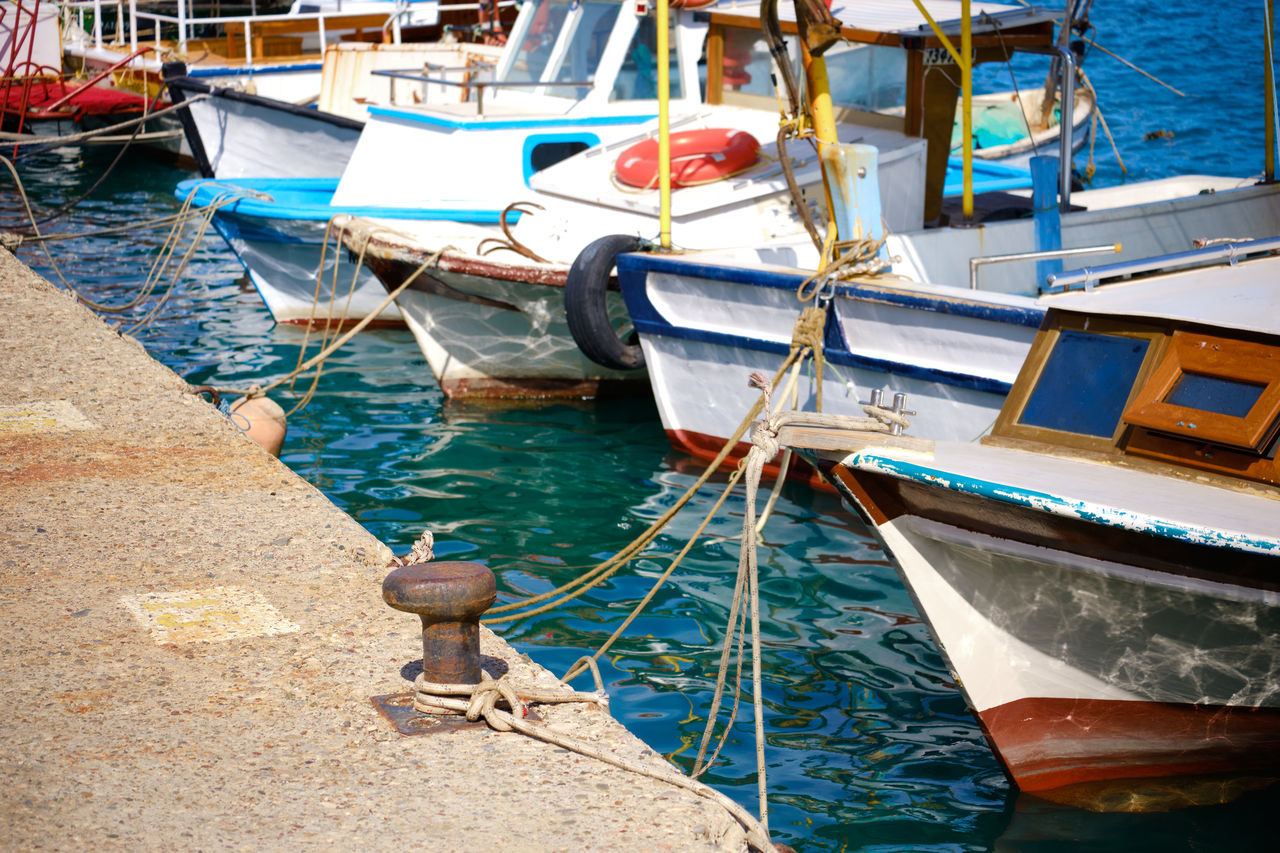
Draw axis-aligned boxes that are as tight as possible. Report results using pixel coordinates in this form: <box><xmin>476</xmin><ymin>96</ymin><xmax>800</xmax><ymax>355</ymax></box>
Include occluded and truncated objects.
<box><xmin>922</xmin><ymin>47</ymin><xmax>973</xmax><ymax>67</ymax></box>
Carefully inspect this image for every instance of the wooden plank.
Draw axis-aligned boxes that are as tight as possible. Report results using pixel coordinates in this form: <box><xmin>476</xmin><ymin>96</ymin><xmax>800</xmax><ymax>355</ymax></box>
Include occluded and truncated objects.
<box><xmin>250</xmin><ymin>14</ymin><xmax>394</xmax><ymax>38</ymax></box>
<box><xmin>777</xmin><ymin>423</ymin><xmax>935</xmax><ymax>455</ymax></box>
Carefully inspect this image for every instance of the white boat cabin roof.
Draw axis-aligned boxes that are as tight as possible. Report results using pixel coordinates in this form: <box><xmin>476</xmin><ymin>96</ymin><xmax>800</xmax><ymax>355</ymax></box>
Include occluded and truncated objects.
<box><xmin>1044</xmin><ymin>249</ymin><xmax>1280</xmax><ymax>338</ymax></box>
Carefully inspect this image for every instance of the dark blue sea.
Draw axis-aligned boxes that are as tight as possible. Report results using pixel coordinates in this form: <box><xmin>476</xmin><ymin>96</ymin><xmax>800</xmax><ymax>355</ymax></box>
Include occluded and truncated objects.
<box><xmin>4</xmin><ymin>2</ymin><xmax>1278</xmax><ymax>849</ymax></box>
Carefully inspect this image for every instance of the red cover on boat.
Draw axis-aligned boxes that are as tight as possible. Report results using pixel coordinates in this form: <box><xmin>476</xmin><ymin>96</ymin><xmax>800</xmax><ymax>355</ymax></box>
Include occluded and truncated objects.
<box><xmin>1</xmin><ymin>80</ymin><xmax>146</xmax><ymax>116</ymax></box>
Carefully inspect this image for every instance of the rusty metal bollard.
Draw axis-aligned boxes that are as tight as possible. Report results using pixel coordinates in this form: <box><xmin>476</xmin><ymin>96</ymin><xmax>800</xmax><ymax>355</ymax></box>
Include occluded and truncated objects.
<box><xmin>382</xmin><ymin>561</ymin><xmax>496</xmax><ymax>708</ymax></box>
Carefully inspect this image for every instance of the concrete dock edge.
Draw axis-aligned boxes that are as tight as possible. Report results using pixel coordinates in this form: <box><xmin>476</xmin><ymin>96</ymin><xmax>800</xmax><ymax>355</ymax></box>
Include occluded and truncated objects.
<box><xmin>0</xmin><ymin>249</ymin><xmax>750</xmax><ymax>851</ymax></box>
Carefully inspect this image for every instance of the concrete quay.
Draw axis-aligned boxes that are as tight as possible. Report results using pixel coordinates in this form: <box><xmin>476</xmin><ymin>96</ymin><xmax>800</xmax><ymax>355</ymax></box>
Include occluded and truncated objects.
<box><xmin>0</xmin><ymin>249</ymin><xmax>750</xmax><ymax>851</ymax></box>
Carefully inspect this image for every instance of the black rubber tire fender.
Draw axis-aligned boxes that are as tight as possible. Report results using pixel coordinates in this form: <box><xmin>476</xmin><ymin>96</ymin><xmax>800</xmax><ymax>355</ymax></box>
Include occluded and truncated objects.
<box><xmin>564</xmin><ymin>234</ymin><xmax>646</xmax><ymax>371</ymax></box>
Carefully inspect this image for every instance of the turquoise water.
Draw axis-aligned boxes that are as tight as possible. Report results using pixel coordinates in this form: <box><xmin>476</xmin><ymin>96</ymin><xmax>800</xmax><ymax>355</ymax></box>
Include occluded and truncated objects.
<box><xmin>5</xmin><ymin>3</ymin><xmax>1280</xmax><ymax>848</ymax></box>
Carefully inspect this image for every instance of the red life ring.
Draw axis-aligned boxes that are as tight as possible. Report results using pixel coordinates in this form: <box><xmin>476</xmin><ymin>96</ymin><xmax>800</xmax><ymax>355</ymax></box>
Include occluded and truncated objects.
<box><xmin>614</xmin><ymin>129</ymin><xmax>761</xmax><ymax>189</ymax></box>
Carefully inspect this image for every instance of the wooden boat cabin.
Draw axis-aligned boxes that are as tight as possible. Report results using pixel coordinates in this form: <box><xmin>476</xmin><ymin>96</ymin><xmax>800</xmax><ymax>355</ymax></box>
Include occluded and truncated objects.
<box><xmin>989</xmin><ymin>251</ymin><xmax>1280</xmax><ymax>492</ymax></box>
<box><xmin>702</xmin><ymin>1</ymin><xmax>1068</xmax><ymax>223</ymax></box>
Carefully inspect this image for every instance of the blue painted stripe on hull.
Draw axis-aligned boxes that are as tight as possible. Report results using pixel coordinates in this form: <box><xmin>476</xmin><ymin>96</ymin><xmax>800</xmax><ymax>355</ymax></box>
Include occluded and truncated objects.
<box><xmin>617</xmin><ymin>252</ymin><xmax>1026</xmax><ymax>395</ymax></box>
<box><xmin>855</xmin><ymin>453</ymin><xmax>1280</xmax><ymax>555</ymax></box>
<box><xmin>187</xmin><ymin>62</ymin><xmax>322</xmax><ymax>77</ymax></box>
<box><xmin>630</xmin><ymin>318</ymin><xmax>1014</xmax><ymax>395</ymax></box>
<box><xmin>175</xmin><ymin>178</ymin><xmax>509</xmax><ymax>223</ymax></box>
<box><xmin>366</xmin><ymin>105</ymin><xmax>658</xmax><ymax>131</ymax></box>
<box><xmin>621</xmin><ymin>252</ymin><xmax>1045</xmax><ymax>329</ymax></box>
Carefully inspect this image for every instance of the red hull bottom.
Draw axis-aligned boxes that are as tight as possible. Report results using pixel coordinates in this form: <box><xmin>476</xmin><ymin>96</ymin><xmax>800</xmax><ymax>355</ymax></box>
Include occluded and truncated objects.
<box><xmin>277</xmin><ymin>316</ymin><xmax>406</xmax><ymax>331</ymax></box>
<box><xmin>982</xmin><ymin>696</ymin><xmax>1280</xmax><ymax>801</ymax></box>
<box><xmin>441</xmin><ymin>376</ymin><xmax>645</xmax><ymax>400</ymax></box>
<box><xmin>666</xmin><ymin>427</ymin><xmax>830</xmax><ymax>489</ymax></box>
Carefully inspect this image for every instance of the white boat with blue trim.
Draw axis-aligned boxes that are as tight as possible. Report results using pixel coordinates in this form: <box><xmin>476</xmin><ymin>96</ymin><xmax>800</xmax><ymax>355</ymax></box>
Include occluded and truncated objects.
<box><xmin>175</xmin><ymin>0</ymin><xmax>720</xmax><ymax>325</ymax></box>
<box><xmin>59</xmin><ymin>0</ymin><xmax>462</xmax><ymax>160</ymax></box>
<box><xmin>776</xmin><ymin>247</ymin><xmax>1280</xmax><ymax>805</ymax></box>
<box><xmin>160</xmin><ymin>2</ymin><xmax>516</xmax><ymax>179</ymax></box>
<box><xmin>162</xmin><ymin>38</ymin><xmax>507</xmax><ymax>180</ymax></box>
<box><xmin>613</xmin><ymin>173</ymin><xmax>1280</xmax><ymax>470</ymax></box>
<box><xmin>333</xmin><ymin>0</ymin><xmax>1088</xmax><ymax>397</ymax></box>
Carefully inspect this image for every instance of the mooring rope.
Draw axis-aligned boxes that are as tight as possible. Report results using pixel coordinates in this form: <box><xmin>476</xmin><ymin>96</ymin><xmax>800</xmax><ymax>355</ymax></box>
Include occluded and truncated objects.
<box><xmin>116</xmin><ymin>186</ymin><xmax>252</xmax><ymax>330</ymax></box>
<box><xmin>476</xmin><ymin>201</ymin><xmax>552</xmax><ymax>263</ymax></box>
<box><xmin>410</xmin><ymin>661</ymin><xmax>774</xmax><ymax>851</ymax></box>
<box><xmin>206</xmin><ymin>233</ymin><xmax>456</xmax><ymax>416</ymax></box>
<box><xmin>1079</xmin><ymin>69</ymin><xmax>1127</xmax><ymax>179</ymax></box>
<box><xmin>283</xmin><ymin>216</ymin><xmax>370</xmax><ymax>415</ymax></box>
<box><xmin>484</xmin><ymin>304</ymin><xmax>831</xmax><ymax>630</ymax></box>
<box><xmin>0</xmin><ymin>93</ymin><xmax>214</xmax><ymax>147</ymax></box>
<box><xmin>728</xmin><ymin>375</ymin><xmax>910</xmax><ymax>834</ymax></box>
<box><xmin>0</xmin><ymin>159</ymin><xmax>263</xmax><ymax>317</ymax></box>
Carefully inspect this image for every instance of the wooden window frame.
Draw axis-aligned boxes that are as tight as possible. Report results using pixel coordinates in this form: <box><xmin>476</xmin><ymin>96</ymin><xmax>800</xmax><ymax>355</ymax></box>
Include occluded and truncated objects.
<box><xmin>1121</xmin><ymin>330</ymin><xmax>1280</xmax><ymax>451</ymax></box>
<box><xmin>993</xmin><ymin>312</ymin><xmax>1167</xmax><ymax>453</ymax></box>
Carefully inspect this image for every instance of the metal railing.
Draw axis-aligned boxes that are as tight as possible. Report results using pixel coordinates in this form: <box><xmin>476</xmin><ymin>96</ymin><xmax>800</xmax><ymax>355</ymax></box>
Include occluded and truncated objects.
<box><xmin>968</xmin><ymin>243</ymin><xmax>1121</xmax><ymax>290</ymax></box>
<box><xmin>60</xmin><ymin>1</ymin><xmax>507</xmax><ymax>67</ymax></box>
<box><xmin>372</xmin><ymin>67</ymin><xmax>593</xmax><ymax>114</ymax></box>
<box><xmin>1043</xmin><ymin>236</ymin><xmax>1280</xmax><ymax>292</ymax></box>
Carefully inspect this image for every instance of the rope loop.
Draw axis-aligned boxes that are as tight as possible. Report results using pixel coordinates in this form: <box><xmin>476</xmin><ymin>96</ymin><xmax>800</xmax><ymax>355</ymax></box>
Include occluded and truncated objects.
<box><xmin>789</xmin><ymin>304</ymin><xmax>827</xmax><ymax>353</ymax></box>
<box><xmin>476</xmin><ymin>201</ymin><xmax>550</xmax><ymax>262</ymax></box>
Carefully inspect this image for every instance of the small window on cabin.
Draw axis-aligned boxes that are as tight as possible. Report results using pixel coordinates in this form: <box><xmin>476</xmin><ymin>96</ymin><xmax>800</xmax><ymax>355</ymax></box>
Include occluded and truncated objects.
<box><xmin>610</xmin><ymin>13</ymin><xmax>684</xmax><ymax>101</ymax></box>
<box><xmin>822</xmin><ymin>43</ymin><xmax>907</xmax><ymax>113</ymax></box>
<box><xmin>1018</xmin><ymin>330</ymin><xmax>1150</xmax><ymax>437</ymax></box>
<box><xmin>529</xmin><ymin>139</ymin><xmax>590</xmax><ymax>172</ymax></box>
<box><xmin>1122</xmin><ymin>330</ymin><xmax>1280</xmax><ymax>451</ymax></box>
<box><xmin>717</xmin><ymin>27</ymin><xmax>798</xmax><ymax>102</ymax></box>
<box><xmin>1163</xmin><ymin>373</ymin><xmax>1266</xmax><ymax>418</ymax></box>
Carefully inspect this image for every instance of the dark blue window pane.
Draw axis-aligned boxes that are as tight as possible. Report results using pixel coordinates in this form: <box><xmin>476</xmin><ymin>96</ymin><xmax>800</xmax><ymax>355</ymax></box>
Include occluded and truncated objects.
<box><xmin>1019</xmin><ymin>330</ymin><xmax>1149</xmax><ymax>437</ymax></box>
<box><xmin>1164</xmin><ymin>373</ymin><xmax>1264</xmax><ymax>418</ymax></box>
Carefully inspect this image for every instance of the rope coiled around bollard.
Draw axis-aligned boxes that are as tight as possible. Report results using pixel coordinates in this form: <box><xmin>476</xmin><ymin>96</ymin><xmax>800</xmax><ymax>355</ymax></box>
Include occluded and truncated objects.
<box><xmin>411</xmin><ymin>661</ymin><xmax>774</xmax><ymax>851</ymax></box>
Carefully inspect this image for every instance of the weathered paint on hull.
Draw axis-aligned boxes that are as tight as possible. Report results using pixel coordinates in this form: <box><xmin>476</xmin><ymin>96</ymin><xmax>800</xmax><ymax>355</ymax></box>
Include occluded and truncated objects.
<box><xmin>826</xmin><ymin>462</ymin><xmax>1280</xmax><ymax>800</ymax></box>
<box><xmin>363</xmin><ymin>251</ymin><xmax>647</xmax><ymax>399</ymax></box>
<box><xmin>983</xmin><ymin>696</ymin><xmax>1280</xmax><ymax>793</ymax></box>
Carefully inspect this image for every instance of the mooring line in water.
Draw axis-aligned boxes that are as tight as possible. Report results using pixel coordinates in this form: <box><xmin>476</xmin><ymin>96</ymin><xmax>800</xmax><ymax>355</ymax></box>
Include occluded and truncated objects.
<box><xmin>118</xmin><ymin>187</ymin><xmax>250</xmax><ymax>332</ymax></box>
<box><xmin>0</xmin><ymin>93</ymin><xmax>214</xmax><ymax>148</ymax></box>
<box><xmin>481</xmin><ymin>352</ymin><xmax>808</xmax><ymax>631</ymax></box>
<box><xmin>205</xmin><ymin>237</ymin><xmax>457</xmax><ymax>417</ymax></box>
<box><xmin>3</xmin><ymin>90</ymin><xmax>181</xmax><ymax>229</ymax></box>
<box><xmin>484</xmin><ymin>301</ymin><xmax>831</xmax><ymax>632</ymax></box>
<box><xmin>1079</xmin><ymin>36</ymin><xmax>1187</xmax><ymax>97</ymax></box>
<box><xmin>555</xmin><ymin>354</ymin><xmax>811</xmax><ymax>690</ymax></box>
<box><xmin>0</xmin><ymin>158</ymin><xmax>262</xmax><ymax>321</ymax></box>
<box><xmin>282</xmin><ymin>215</ymin><xmax>386</xmax><ymax>414</ymax></box>
<box><xmin>1079</xmin><ymin>69</ymin><xmax>1128</xmax><ymax>179</ymax></box>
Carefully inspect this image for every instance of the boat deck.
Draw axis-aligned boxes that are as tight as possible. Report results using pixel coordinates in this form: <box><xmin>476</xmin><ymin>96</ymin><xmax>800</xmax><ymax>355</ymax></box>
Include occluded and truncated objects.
<box><xmin>0</xmin><ymin>250</ymin><xmax>744</xmax><ymax>850</ymax></box>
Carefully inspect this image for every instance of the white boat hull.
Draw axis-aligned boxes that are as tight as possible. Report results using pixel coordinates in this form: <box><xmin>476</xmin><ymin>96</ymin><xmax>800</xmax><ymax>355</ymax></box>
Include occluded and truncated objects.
<box><xmin>820</xmin><ymin>439</ymin><xmax>1280</xmax><ymax>800</ymax></box>
<box><xmin>211</xmin><ymin>213</ymin><xmax>399</xmax><ymax>325</ymax></box>
<box><xmin>617</xmin><ymin>182</ymin><xmax>1280</xmax><ymax>469</ymax></box>
<box><xmin>168</xmin><ymin>78</ymin><xmax>361</xmax><ymax>179</ymax></box>
<box><xmin>348</xmin><ymin>230</ymin><xmax>644</xmax><ymax>397</ymax></box>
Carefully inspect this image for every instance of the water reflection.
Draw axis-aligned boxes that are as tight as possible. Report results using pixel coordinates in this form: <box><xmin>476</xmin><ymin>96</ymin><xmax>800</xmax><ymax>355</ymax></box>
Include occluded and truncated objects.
<box><xmin>8</xmin><ymin>77</ymin><xmax>1280</xmax><ymax>846</ymax></box>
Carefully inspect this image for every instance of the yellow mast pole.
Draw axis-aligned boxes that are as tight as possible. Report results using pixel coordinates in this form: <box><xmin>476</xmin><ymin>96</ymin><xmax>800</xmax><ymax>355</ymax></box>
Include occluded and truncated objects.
<box><xmin>657</xmin><ymin>0</ymin><xmax>672</xmax><ymax>249</ymax></box>
<box><xmin>907</xmin><ymin>0</ymin><xmax>973</xmax><ymax>218</ymax></box>
<box><xmin>803</xmin><ymin>42</ymin><xmax>840</xmax><ymax>244</ymax></box>
<box><xmin>960</xmin><ymin>0</ymin><xmax>972</xmax><ymax>219</ymax></box>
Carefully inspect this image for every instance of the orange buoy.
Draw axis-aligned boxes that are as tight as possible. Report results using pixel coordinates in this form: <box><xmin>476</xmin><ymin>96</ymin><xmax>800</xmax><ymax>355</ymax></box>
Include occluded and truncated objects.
<box><xmin>614</xmin><ymin>129</ymin><xmax>761</xmax><ymax>190</ymax></box>
<box><xmin>229</xmin><ymin>395</ymin><xmax>287</xmax><ymax>457</ymax></box>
